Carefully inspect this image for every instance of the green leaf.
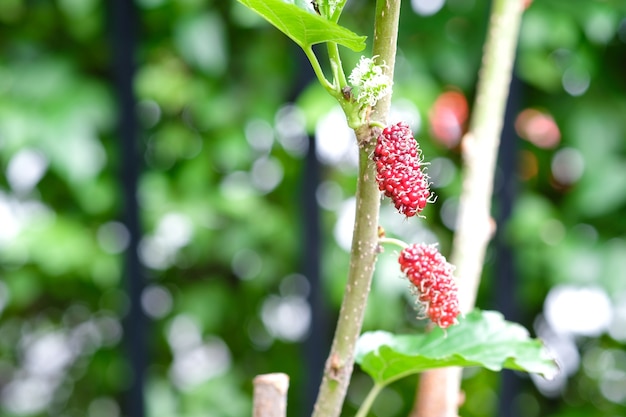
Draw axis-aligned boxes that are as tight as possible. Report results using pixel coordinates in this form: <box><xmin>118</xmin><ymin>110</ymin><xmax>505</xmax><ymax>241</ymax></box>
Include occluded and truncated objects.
<box><xmin>236</xmin><ymin>0</ymin><xmax>366</xmax><ymax>51</ymax></box>
<box><xmin>355</xmin><ymin>310</ymin><xmax>559</xmax><ymax>386</ymax></box>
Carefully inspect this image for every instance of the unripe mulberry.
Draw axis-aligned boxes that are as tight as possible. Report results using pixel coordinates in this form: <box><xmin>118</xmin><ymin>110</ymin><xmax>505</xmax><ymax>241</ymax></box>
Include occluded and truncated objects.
<box><xmin>399</xmin><ymin>243</ymin><xmax>460</xmax><ymax>328</ymax></box>
<box><xmin>373</xmin><ymin>122</ymin><xmax>431</xmax><ymax>217</ymax></box>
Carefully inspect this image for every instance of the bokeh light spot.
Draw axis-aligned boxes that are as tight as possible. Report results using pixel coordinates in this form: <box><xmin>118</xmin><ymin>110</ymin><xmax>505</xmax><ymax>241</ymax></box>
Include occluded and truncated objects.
<box><xmin>539</xmin><ymin>219</ymin><xmax>565</xmax><ymax>246</ymax></box>
<box><xmin>88</xmin><ymin>397</ymin><xmax>120</xmax><ymax>417</ymax></box>
<box><xmin>137</xmin><ymin>99</ymin><xmax>161</xmax><ymax>129</ymax></box>
<box><xmin>334</xmin><ymin>198</ymin><xmax>356</xmax><ymax>251</ymax></box>
<box><xmin>261</xmin><ymin>295</ymin><xmax>311</xmax><ymax>342</ymax></box>
<box><xmin>250</xmin><ymin>156</ymin><xmax>283</xmax><ymax>193</ymax></box>
<box><xmin>562</xmin><ymin>66</ymin><xmax>590</xmax><ymax>96</ymax></box>
<box><xmin>2</xmin><ymin>377</ymin><xmax>54</xmax><ymax>415</ymax></box>
<box><xmin>279</xmin><ymin>274</ymin><xmax>310</xmax><ymax>298</ymax></box>
<box><xmin>139</xmin><ymin>213</ymin><xmax>194</xmax><ymax>270</ymax></box>
<box><xmin>545</xmin><ymin>285</ymin><xmax>612</xmax><ymax>336</ymax></box>
<box><xmin>275</xmin><ymin>104</ymin><xmax>309</xmax><ymax>157</ymax></box>
<box><xmin>315</xmin><ymin>106</ymin><xmax>357</xmax><ymax>168</ymax></box>
<box><xmin>245</xmin><ymin>118</ymin><xmax>274</xmax><ymax>154</ymax></box>
<box><xmin>220</xmin><ymin>171</ymin><xmax>256</xmax><ymax>200</ymax></box>
<box><xmin>515</xmin><ymin>109</ymin><xmax>561</xmax><ymax>149</ymax></box>
<box><xmin>600</xmin><ymin>369</ymin><xmax>626</xmax><ymax>403</ymax></box>
<box><xmin>532</xmin><ymin>316</ymin><xmax>580</xmax><ymax>397</ymax></box>
<box><xmin>440</xmin><ymin>197</ymin><xmax>459</xmax><ymax>231</ymax></box>
<box><xmin>411</xmin><ymin>0</ymin><xmax>445</xmax><ymax>16</ymax></box>
<box><xmin>428</xmin><ymin>157</ymin><xmax>456</xmax><ymax>188</ymax></box>
<box><xmin>429</xmin><ymin>90</ymin><xmax>468</xmax><ymax>148</ymax></box>
<box><xmin>585</xmin><ymin>11</ymin><xmax>618</xmax><ymax>44</ymax></box>
<box><xmin>141</xmin><ymin>285</ymin><xmax>173</xmax><ymax>319</ymax></box>
<box><xmin>97</xmin><ymin>221</ymin><xmax>130</xmax><ymax>254</ymax></box>
<box><xmin>232</xmin><ymin>249</ymin><xmax>262</xmax><ymax>280</ymax></box>
<box><xmin>170</xmin><ymin>336</ymin><xmax>231</xmax><ymax>390</ymax></box>
<box><xmin>389</xmin><ymin>98</ymin><xmax>421</xmax><ymax>134</ymax></box>
<box><xmin>316</xmin><ymin>180</ymin><xmax>343</xmax><ymax>211</ymax></box>
<box><xmin>6</xmin><ymin>149</ymin><xmax>48</xmax><ymax>194</ymax></box>
<box><xmin>609</xmin><ymin>292</ymin><xmax>626</xmax><ymax>342</ymax></box>
<box><xmin>167</xmin><ymin>315</ymin><xmax>202</xmax><ymax>353</ymax></box>
<box><xmin>174</xmin><ymin>13</ymin><xmax>226</xmax><ymax>75</ymax></box>
<box><xmin>551</xmin><ymin>147</ymin><xmax>584</xmax><ymax>185</ymax></box>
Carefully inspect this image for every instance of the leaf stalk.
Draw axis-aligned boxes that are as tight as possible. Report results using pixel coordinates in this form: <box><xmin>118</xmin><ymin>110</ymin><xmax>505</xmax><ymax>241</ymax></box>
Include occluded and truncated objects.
<box><xmin>354</xmin><ymin>383</ymin><xmax>384</xmax><ymax>417</ymax></box>
<box><xmin>304</xmin><ymin>46</ymin><xmax>335</xmax><ymax>93</ymax></box>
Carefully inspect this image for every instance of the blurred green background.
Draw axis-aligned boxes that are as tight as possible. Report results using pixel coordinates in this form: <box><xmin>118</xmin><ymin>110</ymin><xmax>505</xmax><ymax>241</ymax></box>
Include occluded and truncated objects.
<box><xmin>0</xmin><ymin>0</ymin><xmax>625</xmax><ymax>416</ymax></box>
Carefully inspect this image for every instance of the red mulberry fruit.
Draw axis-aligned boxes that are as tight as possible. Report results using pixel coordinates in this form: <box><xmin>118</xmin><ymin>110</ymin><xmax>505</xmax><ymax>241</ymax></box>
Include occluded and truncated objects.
<box><xmin>373</xmin><ymin>122</ymin><xmax>431</xmax><ymax>217</ymax></box>
<box><xmin>399</xmin><ymin>243</ymin><xmax>460</xmax><ymax>328</ymax></box>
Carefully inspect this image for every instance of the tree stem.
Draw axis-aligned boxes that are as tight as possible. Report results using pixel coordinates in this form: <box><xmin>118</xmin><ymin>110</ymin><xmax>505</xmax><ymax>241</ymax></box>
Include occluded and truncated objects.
<box><xmin>311</xmin><ymin>1</ymin><xmax>402</xmax><ymax>416</ymax></box>
<box><xmin>371</xmin><ymin>0</ymin><xmax>401</xmax><ymax>122</ymax></box>
<box><xmin>311</xmin><ymin>137</ymin><xmax>381</xmax><ymax>417</ymax></box>
<box><xmin>413</xmin><ymin>0</ymin><xmax>525</xmax><ymax>416</ymax></box>
<box><xmin>454</xmin><ymin>0</ymin><xmax>524</xmax><ymax>313</ymax></box>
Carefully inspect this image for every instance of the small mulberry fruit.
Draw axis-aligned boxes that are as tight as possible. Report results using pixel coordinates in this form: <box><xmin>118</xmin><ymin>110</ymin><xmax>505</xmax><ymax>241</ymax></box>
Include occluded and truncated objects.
<box><xmin>373</xmin><ymin>122</ymin><xmax>431</xmax><ymax>217</ymax></box>
<box><xmin>399</xmin><ymin>243</ymin><xmax>460</xmax><ymax>328</ymax></box>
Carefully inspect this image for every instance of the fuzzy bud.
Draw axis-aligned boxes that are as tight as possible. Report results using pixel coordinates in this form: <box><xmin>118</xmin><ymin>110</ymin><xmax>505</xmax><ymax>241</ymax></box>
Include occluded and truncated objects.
<box><xmin>348</xmin><ymin>56</ymin><xmax>393</xmax><ymax>107</ymax></box>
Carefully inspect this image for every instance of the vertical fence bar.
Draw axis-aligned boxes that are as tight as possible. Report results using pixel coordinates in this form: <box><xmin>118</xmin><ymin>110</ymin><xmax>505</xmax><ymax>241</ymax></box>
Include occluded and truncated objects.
<box><xmin>289</xmin><ymin>45</ymin><xmax>328</xmax><ymax>416</ymax></box>
<box><xmin>494</xmin><ymin>74</ymin><xmax>522</xmax><ymax>417</ymax></box>
<box><xmin>110</xmin><ymin>1</ymin><xmax>146</xmax><ymax>416</ymax></box>
<box><xmin>302</xmin><ymin>132</ymin><xmax>327</xmax><ymax>415</ymax></box>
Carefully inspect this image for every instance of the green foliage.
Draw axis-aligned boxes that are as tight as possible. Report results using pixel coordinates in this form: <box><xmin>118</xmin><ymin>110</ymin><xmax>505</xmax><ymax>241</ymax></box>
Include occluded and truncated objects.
<box><xmin>236</xmin><ymin>0</ymin><xmax>366</xmax><ymax>51</ymax></box>
<box><xmin>356</xmin><ymin>310</ymin><xmax>558</xmax><ymax>386</ymax></box>
<box><xmin>0</xmin><ymin>1</ymin><xmax>625</xmax><ymax>417</ymax></box>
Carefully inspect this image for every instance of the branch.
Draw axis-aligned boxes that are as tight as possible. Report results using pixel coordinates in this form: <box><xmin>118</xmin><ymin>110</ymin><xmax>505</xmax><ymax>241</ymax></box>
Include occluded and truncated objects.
<box><xmin>413</xmin><ymin>0</ymin><xmax>525</xmax><ymax>416</ymax></box>
<box><xmin>311</xmin><ymin>1</ymin><xmax>402</xmax><ymax>416</ymax></box>
<box><xmin>371</xmin><ymin>0</ymin><xmax>401</xmax><ymax>122</ymax></box>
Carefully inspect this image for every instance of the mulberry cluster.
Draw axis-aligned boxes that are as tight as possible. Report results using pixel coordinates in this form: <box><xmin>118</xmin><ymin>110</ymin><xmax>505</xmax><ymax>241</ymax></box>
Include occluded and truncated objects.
<box><xmin>373</xmin><ymin>122</ymin><xmax>431</xmax><ymax>217</ymax></box>
<box><xmin>398</xmin><ymin>243</ymin><xmax>460</xmax><ymax>329</ymax></box>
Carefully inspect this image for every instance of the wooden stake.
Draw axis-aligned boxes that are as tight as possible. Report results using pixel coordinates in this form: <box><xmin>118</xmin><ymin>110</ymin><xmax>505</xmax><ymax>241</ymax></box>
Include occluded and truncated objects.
<box><xmin>253</xmin><ymin>373</ymin><xmax>290</xmax><ymax>417</ymax></box>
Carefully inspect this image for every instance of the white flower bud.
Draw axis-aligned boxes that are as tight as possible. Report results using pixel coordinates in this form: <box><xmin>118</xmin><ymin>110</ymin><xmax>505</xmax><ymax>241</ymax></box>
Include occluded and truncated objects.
<box><xmin>348</xmin><ymin>56</ymin><xmax>393</xmax><ymax>107</ymax></box>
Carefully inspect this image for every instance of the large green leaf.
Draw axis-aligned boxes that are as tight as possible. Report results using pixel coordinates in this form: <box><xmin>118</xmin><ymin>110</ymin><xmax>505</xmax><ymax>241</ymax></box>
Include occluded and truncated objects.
<box><xmin>236</xmin><ymin>0</ymin><xmax>366</xmax><ymax>51</ymax></box>
<box><xmin>355</xmin><ymin>310</ymin><xmax>559</xmax><ymax>385</ymax></box>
